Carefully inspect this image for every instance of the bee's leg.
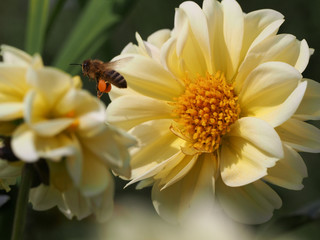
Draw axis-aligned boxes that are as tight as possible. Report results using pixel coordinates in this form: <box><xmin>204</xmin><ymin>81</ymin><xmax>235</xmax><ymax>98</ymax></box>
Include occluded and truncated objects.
<box><xmin>97</xmin><ymin>91</ymin><xmax>103</xmax><ymax>99</ymax></box>
<box><xmin>94</xmin><ymin>79</ymin><xmax>101</xmax><ymax>98</ymax></box>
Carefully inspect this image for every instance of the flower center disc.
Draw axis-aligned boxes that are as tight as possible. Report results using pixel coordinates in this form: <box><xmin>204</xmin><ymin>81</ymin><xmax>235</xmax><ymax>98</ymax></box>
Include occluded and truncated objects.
<box><xmin>173</xmin><ymin>72</ymin><xmax>240</xmax><ymax>153</ymax></box>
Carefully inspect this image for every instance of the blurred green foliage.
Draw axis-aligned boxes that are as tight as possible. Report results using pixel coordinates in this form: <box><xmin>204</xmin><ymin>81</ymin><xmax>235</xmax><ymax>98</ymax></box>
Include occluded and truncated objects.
<box><xmin>0</xmin><ymin>0</ymin><xmax>320</xmax><ymax>239</ymax></box>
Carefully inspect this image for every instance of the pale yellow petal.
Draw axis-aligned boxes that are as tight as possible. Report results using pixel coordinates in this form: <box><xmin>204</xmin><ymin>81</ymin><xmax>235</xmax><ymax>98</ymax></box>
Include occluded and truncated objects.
<box><xmin>241</xmin><ymin>9</ymin><xmax>284</xmax><ymax>59</ymax></box>
<box><xmin>108</xmin><ymin>86</ymin><xmax>138</xmax><ymax>101</ymax></box>
<box><xmin>240</xmin><ymin>62</ymin><xmax>306</xmax><ymax>127</ymax></box>
<box><xmin>216</xmin><ymin>179</ymin><xmax>282</xmax><ymax>224</ymax></box>
<box><xmin>90</xmin><ymin>172</ymin><xmax>114</xmax><ymax>222</ymax></box>
<box><xmin>276</xmin><ymin>119</ymin><xmax>320</xmax><ymax>153</ymax></box>
<box><xmin>32</xmin><ymin>119</ymin><xmax>74</xmax><ymax>137</ymax></box>
<box><xmin>62</xmin><ymin>186</ymin><xmax>91</xmax><ymax>220</ymax></box>
<box><xmin>11</xmin><ymin>124</ymin><xmax>39</xmax><ymax>162</ymax></box>
<box><xmin>29</xmin><ymin>184</ymin><xmax>64</xmax><ymax>211</ymax></box>
<box><xmin>173</xmin><ymin>8</ymin><xmax>208</xmax><ymax>77</ymax></box>
<box><xmin>147</xmin><ymin>29</ymin><xmax>171</xmax><ymax>49</ymax></box>
<box><xmin>264</xmin><ymin>144</ymin><xmax>307</xmax><ymax>190</ymax></box>
<box><xmin>158</xmin><ymin>154</ymin><xmax>198</xmax><ymax>190</ymax></box>
<box><xmin>82</xmin><ymin>124</ymin><xmax>135</xmax><ymax>178</ymax></box>
<box><xmin>0</xmin><ymin>103</ymin><xmax>23</xmax><ymax>121</ymax></box>
<box><xmin>128</xmin><ymin>119</ymin><xmax>184</xmax><ymax>178</ymax></box>
<box><xmin>227</xmin><ymin>117</ymin><xmax>283</xmax><ymax>158</ymax></box>
<box><xmin>161</xmin><ymin>38</ymin><xmax>186</xmax><ymax>81</ymax></box>
<box><xmin>236</xmin><ymin>34</ymin><xmax>308</xmax><ymax>92</ymax></box>
<box><xmin>26</xmin><ymin>67</ymin><xmax>73</xmax><ymax>105</ymax></box>
<box><xmin>249</xmin><ymin>81</ymin><xmax>307</xmax><ymax>127</ymax></box>
<box><xmin>203</xmin><ymin>0</ymin><xmax>228</xmax><ymax>75</ymax></box>
<box><xmin>126</xmin><ymin>151</ymin><xmax>185</xmax><ymax>187</ymax></box>
<box><xmin>134</xmin><ymin>32</ymin><xmax>161</xmax><ymax>61</ymax></box>
<box><xmin>0</xmin><ymin>65</ymin><xmax>28</xmax><ymax>92</ymax></box>
<box><xmin>152</xmin><ymin>155</ymin><xmax>215</xmax><ymax>223</ymax></box>
<box><xmin>24</xmin><ymin>83</ymin><xmax>75</xmax><ymax>135</ymax></box>
<box><xmin>221</xmin><ymin>0</ymin><xmax>244</xmax><ymax>78</ymax></box>
<box><xmin>294</xmin><ymin>39</ymin><xmax>311</xmax><ymax>73</ymax></box>
<box><xmin>80</xmin><ymin>125</ymin><xmax>129</xmax><ymax>174</ymax></box>
<box><xmin>179</xmin><ymin>1</ymin><xmax>212</xmax><ymax>72</ymax></box>
<box><xmin>221</xmin><ymin>137</ymin><xmax>279</xmax><ymax>187</ymax></box>
<box><xmin>294</xmin><ymin>79</ymin><xmax>320</xmax><ymax>120</ymax></box>
<box><xmin>106</xmin><ymin>94</ymin><xmax>173</xmax><ymax>131</ymax></box>
<box><xmin>61</xmin><ymin>90</ymin><xmax>106</xmax><ymax>136</ymax></box>
<box><xmin>80</xmin><ymin>149</ymin><xmax>109</xmax><ymax>197</ymax></box>
<box><xmin>115</xmin><ymin>55</ymin><xmax>184</xmax><ymax>101</ymax></box>
<box><xmin>131</xmin><ymin>135</ymin><xmax>183</xmax><ymax>180</ymax></box>
<box><xmin>1</xmin><ymin>45</ymin><xmax>33</xmax><ymax>66</ymax></box>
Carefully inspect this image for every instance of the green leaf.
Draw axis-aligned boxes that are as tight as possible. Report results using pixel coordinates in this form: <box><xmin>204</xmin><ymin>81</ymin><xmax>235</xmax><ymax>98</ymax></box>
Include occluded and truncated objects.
<box><xmin>45</xmin><ymin>0</ymin><xmax>68</xmax><ymax>41</ymax></box>
<box><xmin>53</xmin><ymin>0</ymin><xmax>119</xmax><ymax>73</ymax></box>
<box><xmin>25</xmin><ymin>0</ymin><xmax>50</xmax><ymax>54</ymax></box>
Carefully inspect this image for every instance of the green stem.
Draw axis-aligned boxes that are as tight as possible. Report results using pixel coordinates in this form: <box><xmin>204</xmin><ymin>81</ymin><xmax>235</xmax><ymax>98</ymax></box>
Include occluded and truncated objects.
<box><xmin>11</xmin><ymin>164</ymin><xmax>33</xmax><ymax>240</ymax></box>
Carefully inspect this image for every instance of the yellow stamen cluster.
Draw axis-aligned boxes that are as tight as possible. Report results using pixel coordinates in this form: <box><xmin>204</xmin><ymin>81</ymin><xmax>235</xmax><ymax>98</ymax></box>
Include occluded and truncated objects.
<box><xmin>173</xmin><ymin>72</ymin><xmax>240</xmax><ymax>152</ymax></box>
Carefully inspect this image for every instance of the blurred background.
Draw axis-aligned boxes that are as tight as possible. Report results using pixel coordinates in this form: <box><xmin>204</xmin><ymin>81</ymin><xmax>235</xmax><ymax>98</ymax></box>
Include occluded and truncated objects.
<box><xmin>0</xmin><ymin>0</ymin><xmax>319</xmax><ymax>239</ymax></box>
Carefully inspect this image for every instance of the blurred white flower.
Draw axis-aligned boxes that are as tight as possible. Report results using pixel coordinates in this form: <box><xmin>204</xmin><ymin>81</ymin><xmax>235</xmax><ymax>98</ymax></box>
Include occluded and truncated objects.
<box><xmin>106</xmin><ymin>0</ymin><xmax>320</xmax><ymax>224</ymax></box>
<box><xmin>100</xmin><ymin>196</ymin><xmax>253</xmax><ymax>240</ymax></box>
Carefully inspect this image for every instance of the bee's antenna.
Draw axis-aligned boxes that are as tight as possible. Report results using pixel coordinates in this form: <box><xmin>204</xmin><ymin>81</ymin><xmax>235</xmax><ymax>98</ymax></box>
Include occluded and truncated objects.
<box><xmin>70</xmin><ymin>63</ymin><xmax>82</xmax><ymax>66</ymax></box>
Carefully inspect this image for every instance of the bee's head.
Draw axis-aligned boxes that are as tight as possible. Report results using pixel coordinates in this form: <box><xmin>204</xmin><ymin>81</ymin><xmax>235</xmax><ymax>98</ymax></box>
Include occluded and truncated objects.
<box><xmin>82</xmin><ymin>59</ymin><xmax>91</xmax><ymax>75</ymax></box>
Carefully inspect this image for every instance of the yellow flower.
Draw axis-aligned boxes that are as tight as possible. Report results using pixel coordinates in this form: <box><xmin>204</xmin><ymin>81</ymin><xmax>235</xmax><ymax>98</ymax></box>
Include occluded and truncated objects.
<box><xmin>106</xmin><ymin>0</ymin><xmax>320</xmax><ymax>224</ymax></box>
<box><xmin>0</xmin><ymin>45</ymin><xmax>136</xmax><ymax>221</ymax></box>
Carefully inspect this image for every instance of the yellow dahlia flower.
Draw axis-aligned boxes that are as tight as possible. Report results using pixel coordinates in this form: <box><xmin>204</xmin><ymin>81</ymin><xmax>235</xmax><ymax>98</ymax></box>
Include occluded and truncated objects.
<box><xmin>106</xmin><ymin>0</ymin><xmax>320</xmax><ymax>224</ymax></box>
<box><xmin>0</xmin><ymin>45</ymin><xmax>136</xmax><ymax>221</ymax></box>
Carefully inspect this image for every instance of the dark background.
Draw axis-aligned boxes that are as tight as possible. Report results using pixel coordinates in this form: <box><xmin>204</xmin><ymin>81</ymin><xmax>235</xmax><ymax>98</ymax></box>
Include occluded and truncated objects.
<box><xmin>0</xmin><ymin>0</ymin><xmax>319</xmax><ymax>239</ymax></box>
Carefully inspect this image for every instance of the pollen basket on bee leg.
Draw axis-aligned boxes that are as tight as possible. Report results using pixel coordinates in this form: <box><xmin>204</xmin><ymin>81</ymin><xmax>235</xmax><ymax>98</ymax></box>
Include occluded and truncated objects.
<box><xmin>98</xmin><ymin>79</ymin><xmax>107</xmax><ymax>92</ymax></box>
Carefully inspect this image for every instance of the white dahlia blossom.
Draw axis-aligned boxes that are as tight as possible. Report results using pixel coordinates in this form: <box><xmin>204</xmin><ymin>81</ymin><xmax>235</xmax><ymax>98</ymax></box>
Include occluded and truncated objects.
<box><xmin>106</xmin><ymin>0</ymin><xmax>320</xmax><ymax>224</ymax></box>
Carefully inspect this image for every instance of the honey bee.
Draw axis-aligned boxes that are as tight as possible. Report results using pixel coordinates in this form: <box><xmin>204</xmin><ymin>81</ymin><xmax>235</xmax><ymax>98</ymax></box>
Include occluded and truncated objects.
<box><xmin>71</xmin><ymin>58</ymin><xmax>130</xmax><ymax>98</ymax></box>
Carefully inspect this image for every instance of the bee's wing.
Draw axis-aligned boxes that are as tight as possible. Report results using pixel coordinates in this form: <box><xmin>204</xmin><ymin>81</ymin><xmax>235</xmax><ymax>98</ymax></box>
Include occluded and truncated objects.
<box><xmin>102</xmin><ymin>57</ymin><xmax>133</xmax><ymax>70</ymax></box>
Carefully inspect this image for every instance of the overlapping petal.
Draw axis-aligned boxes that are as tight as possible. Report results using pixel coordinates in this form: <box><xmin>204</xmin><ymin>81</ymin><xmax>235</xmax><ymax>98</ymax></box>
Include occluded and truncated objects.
<box><xmin>264</xmin><ymin>144</ymin><xmax>307</xmax><ymax>190</ymax></box>
<box><xmin>11</xmin><ymin>124</ymin><xmax>39</xmax><ymax>162</ymax></box>
<box><xmin>116</xmin><ymin>55</ymin><xmax>184</xmax><ymax>101</ymax></box>
<box><xmin>276</xmin><ymin>119</ymin><xmax>320</xmax><ymax>153</ymax></box>
<box><xmin>80</xmin><ymin>148</ymin><xmax>110</xmax><ymax>197</ymax></box>
<box><xmin>221</xmin><ymin>117</ymin><xmax>282</xmax><ymax>187</ymax></box>
<box><xmin>129</xmin><ymin>119</ymin><xmax>184</xmax><ymax>179</ymax></box>
<box><xmin>152</xmin><ymin>154</ymin><xmax>215</xmax><ymax>223</ymax></box>
<box><xmin>294</xmin><ymin>79</ymin><xmax>320</xmax><ymax>120</ymax></box>
<box><xmin>239</xmin><ymin>62</ymin><xmax>307</xmax><ymax>127</ymax></box>
<box><xmin>216</xmin><ymin>179</ymin><xmax>282</xmax><ymax>224</ymax></box>
<box><xmin>235</xmin><ymin>35</ymin><xmax>311</xmax><ymax>91</ymax></box>
<box><xmin>241</xmin><ymin>9</ymin><xmax>284</xmax><ymax>60</ymax></box>
<box><xmin>106</xmin><ymin>94</ymin><xmax>173</xmax><ymax>130</ymax></box>
<box><xmin>1</xmin><ymin>45</ymin><xmax>34</xmax><ymax>66</ymax></box>
<box><xmin>26</xmin><ymin>67</ymin><xmax>73</xmax><ymax>106</ymax></box>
